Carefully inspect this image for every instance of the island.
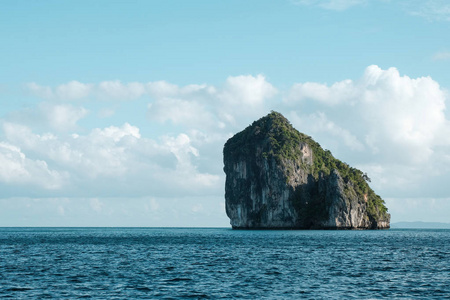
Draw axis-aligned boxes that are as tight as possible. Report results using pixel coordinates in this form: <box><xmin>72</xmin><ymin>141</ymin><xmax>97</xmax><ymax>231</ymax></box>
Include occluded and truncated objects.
<box><xmin>223</xmin><ymin>111</ymin><xmax>390</xmax><ymax>229</ymax></box>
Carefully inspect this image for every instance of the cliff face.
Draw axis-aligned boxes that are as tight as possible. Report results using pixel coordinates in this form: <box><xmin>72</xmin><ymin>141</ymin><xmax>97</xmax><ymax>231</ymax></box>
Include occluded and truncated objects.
<box><xmin>223</xmin><ymin>112</ymin><xmax>390</xmax><ymax>229</ymax></box>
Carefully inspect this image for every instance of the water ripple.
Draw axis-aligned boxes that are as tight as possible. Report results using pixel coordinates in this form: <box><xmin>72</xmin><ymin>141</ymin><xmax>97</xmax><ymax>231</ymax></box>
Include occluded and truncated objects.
<box><xmin>0</xmin><ymin>228</ymin><xmax>449</xmax><ymax>299</ymax></box>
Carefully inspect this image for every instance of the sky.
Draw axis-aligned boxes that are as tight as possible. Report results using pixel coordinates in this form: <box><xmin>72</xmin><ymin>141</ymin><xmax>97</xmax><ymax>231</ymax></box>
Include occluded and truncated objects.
<box><xmin>1</xmin><ymin>0</ymin><xmax>450</xmax><ymax>226</ymax></box>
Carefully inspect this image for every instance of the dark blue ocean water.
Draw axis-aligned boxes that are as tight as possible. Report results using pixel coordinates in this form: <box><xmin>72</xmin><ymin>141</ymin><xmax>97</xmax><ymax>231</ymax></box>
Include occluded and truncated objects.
<box><xmin>0</xmin><ymin>228</ymin><xmax>449</xmax><ymax>299</ymax></box>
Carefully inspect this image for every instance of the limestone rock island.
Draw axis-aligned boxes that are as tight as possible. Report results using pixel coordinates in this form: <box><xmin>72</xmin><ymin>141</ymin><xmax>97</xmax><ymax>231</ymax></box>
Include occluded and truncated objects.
<box><xmin>223</xmin><ymin>111</ymin><xmax>390</xmax><ymax>229</ymax></box>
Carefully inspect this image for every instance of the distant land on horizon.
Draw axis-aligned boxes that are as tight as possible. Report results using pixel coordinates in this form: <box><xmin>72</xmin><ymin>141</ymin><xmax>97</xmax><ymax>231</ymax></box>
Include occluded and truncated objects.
<box><xmin>391</xmin><ymin>222</ymin><xmax>450</xmax><ymax>229</ymax></box>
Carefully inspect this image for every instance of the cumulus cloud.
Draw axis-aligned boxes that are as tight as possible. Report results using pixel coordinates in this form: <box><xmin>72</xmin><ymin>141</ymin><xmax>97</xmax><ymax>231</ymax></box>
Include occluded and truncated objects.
<box><xmin>286</xmin><ymin>65</ymin><xmax>450</xmax><ymax>195</ymax></box>
<box><xmin>0</xmin><ymin>121</ymin><xmax>219</xmax><ymax>197</ymax></box>
<box><xmin>97</xmin><ymin>80</ymin><xmax>146</xmax><ymax>100</ymax></box>
<box><xmin>27</xmin><ymin>81</ymin><xmax>92</xmax><ymax>100</ymax></box>
<box><xmin>55</xmin><ymin>81</ymin><xmax>92</xmax><ymax>100</ymax></box>
<box><xmin>221</xmin><ymin>74</ymin><xmax>277</xmax><ymax>107</ymax></box>
<box><xmin>146</xmin><ymin>81</ymin><xmax>180</xmax><ymax>98</ymax></box>
<box><xmin>4</xmin><ymin>122</ymin><xmax>138</xmax><ymax>179</ymax></box>
<box><xmin>147</xmin><ymin>81</ymin><xmax>216</xmax><ymax>99</ymax></box>
<box><xmin>147</xmin><ymin>74</ymin><xmax>277</xmax><ymax>130</ymax></box>
<box><xmin>25</xmin><ymin>75</ymin><xmax>278</xmax><ymax>162</ymax></box>
<box><xmin>27</xmin><ymin>82</ymin><xmax>53</xmax><ymax>99</ymax></box>
<box><xmin>5</xmin><ymin>75</ymin><xmax>278</xmax><ymax>200</ymax></box>
<box><xmin>8</xmin><ymin>66</ymin><xmax>450</xmax><ymax>206</ymax></box>
<box><xmin>288</xmin><ymin>79</ymin><xmax>356</xmax><ymax>105</ymax></box>
<box><xmin>0</xmin><ymin>142</ymin><xmax>66</xmax><ymax>190</ymax></box>
<box><xmin>148</xmin><ymin>98</ymin><xmax>217</xmax><ymax>128</ymax></box>
<box><xmin>140</xmin><ymin>67</ymin><xmax>449</xmax><ymax>198</ymax></box>
<box><xmin>41</xmin><ymin>103</ymin><xmax>88</xmax><ymax>131</ymax></box>
<box><xmin>6</xmin><ymin>102</ymin><xmax>88</xmax><ymax>132</ymax></box>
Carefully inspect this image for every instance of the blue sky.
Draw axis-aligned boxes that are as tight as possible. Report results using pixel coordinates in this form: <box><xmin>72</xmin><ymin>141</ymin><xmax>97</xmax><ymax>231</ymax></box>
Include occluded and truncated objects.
<box><xmin>1</xmin><ymin>0</ymin><xmax>450</xmax><ymax>226</ymax></box>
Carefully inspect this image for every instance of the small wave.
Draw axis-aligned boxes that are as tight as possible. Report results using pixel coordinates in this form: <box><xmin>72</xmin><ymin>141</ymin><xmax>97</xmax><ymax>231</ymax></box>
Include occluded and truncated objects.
<box><xmin>6</xmin><ymin>287</ymin><xmax>32</xmax><ymax>292</ymax></box>
<box><xmin>265</xmin><ymin>270</ymin><xmax>282</xmax><ymax>275</ymax></box>
<box><xmin>135</xmin><ymin>286</ymin><xmax>152</xmax><ymax>292</ymax></box>
<box><xmin>0</xmin><ymin>228</ymin><xmax>448</xmax><ymax>299</ymax></box>
<box><xmin>180</xmin><ymin>293</ymin><xmax>209</xmax><ymax>298</ymax></box>
<box><xmin>166</xmin><ymin>277</ymin><xmax>193</xmax><ymax>282</ymax></box>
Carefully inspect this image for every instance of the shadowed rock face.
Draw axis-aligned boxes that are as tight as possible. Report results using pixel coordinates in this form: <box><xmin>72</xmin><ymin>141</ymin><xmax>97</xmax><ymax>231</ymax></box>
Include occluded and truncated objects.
<box><xmin>223</xmin><ymin>111</ymin><xmax>390</xmax><ymax>229</ymax></box>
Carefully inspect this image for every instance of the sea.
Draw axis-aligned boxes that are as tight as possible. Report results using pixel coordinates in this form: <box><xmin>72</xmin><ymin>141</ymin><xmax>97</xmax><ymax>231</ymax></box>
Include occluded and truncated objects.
<box><xmin>0</xmin><ymin>228</ymin><xmax>448</xmax><ymax>299</ymax></box>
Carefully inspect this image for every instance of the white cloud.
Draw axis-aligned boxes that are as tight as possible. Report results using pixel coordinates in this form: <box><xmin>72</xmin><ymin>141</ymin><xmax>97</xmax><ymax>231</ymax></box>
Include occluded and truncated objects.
<box><xmin>27</xmin><ymin>82</ymin><xmax>53</xmax><ymax>99</ymax></box>
<box><xmin>287</xmin><ymin>65</ymin><xmax>450</xmax><ymax>195</ymax></box>
<box><xmin>146</xmin><ymin>81</ymin><xmax>216</xmax><ymax>99</ymax></box>
<box><xmin>0</xmin><ymin>121</ymin><xmax>219</xmax><ymax>197</ymax></box>
<box><xmin>433</xmin><ymin>51</ymin><xmax>450</xmax><ymax>61</ymax></box>
<box><xmin>26</xmin><ymin>80</ymin><xmax>217</xmax><ymax>102</ymax></box>
<box><xmin>146</xmin><ymin>82</ymin><xmax>218</xmax><ymax>129</ymax></box>
<box><xmin>406</xmin><ymin>0</ymin><xmax>450</xmax><ymax>22</ymax></box>
<box><xmin>161</xmin><ymin>133</ymin><xmax>198</xmax><ymax>163</ymax></box>
<box><xmin>6</xmin><ymin>102</ymin><xmax>88</xmax><ymax>132</ymax></box>
<box><xmin>92</xmin><ymin>122</ymin><xmax>141</xmax><ymax>142</ymax></box>
<box><xmin>147</xmin><ymin>98</ymin><xmax>217</xmax><ymax>128</ymax></box>
<box><xmin>25</xmin><ymin>75</ymin><xmax>277</xmax><ymax>139</ymax></box>
<box><xmin>23</xmin><ymin>68</ymin><xmax>449</xmax><ymax>198</ymax></box>
<box><xmin>221</xmin><ymin>74</ymin><xmax>277</xmax><ymax>107</ymax></box>
<box><xmin>289</xmin><ymin>112</ymin><xmax>365</xmax><ymax>151</ymax></box>
<box><xmin>360</xmin><ymin>66</ymin><xmax>447</xmax><ymax>161</ymax></box>
<box><xmin>293</xmin><ymin>0</ymin><xmax>366</xmax><ymax>11</ymax></box>
<box><xmin>7</xmin><ymin>67</ymin><xmax>450</xmax><ymax>225</ymax></box>
<box><xmin>41</xmin><ymin>103</ymin><xmax>88</xmax><ymax>131</ymax></box>
<box><xmin>0</xmin><ymin>142</ymin><xmax>66</xmax><ymax>189</ymax></box>
<box><xmin>98</xmin><ymin>80</ymin><xmax>146</xmax><ymax>100</ymax></box>
<box><xmin>55</xmin><ymin>81</ymin><xmax>92</xmax><ymax>100</ymax></box>
<box><xmin>146</xmin><ymin>81</ymin><xmax>180</xmax><ymax>98</ymax></box>
<box><xmin>0</xmin><ymin>142</ymin><xmax>29</xmax><ymax>182</ymax></box>
<box><xmin>27</xmin><ymin>81</ymin><xmax>92</xmax><ymax>100</ymax></box>
<box><xmin>288</xmin><ymin>79</ymin><xmax>356</xmax><ymax>105</ymax></box>
<box><xmin>157</xmin><ymin>133</ymin><xmax>221</xmax><ymax>192</ymax></box>
<box><xmin>147</xmin><ymin>74</ymin><xmax>277</xmax><ymax>131</ymax></box>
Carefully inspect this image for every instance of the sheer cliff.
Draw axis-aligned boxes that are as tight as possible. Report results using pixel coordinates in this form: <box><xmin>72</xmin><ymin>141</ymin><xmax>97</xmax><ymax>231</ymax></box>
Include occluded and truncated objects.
<box><xmin>223</xmin><ymin>111</ymin><xmax>390</xmax><ymax>229</ymax></box>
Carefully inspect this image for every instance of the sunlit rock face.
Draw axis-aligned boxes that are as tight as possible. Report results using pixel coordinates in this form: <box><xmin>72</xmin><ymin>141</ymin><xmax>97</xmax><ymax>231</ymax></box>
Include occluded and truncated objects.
<box><xmin>223</xmin><ymin>112</ymin><xmax>390</xmax><ymax>229</ymax></box>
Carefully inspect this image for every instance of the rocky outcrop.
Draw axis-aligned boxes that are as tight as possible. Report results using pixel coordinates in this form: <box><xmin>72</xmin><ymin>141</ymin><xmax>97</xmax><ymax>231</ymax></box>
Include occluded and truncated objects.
<box><xmin>223</xmin><ymin>111</ymin><xmax>390</xmax><ymax>229</ymax></box>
